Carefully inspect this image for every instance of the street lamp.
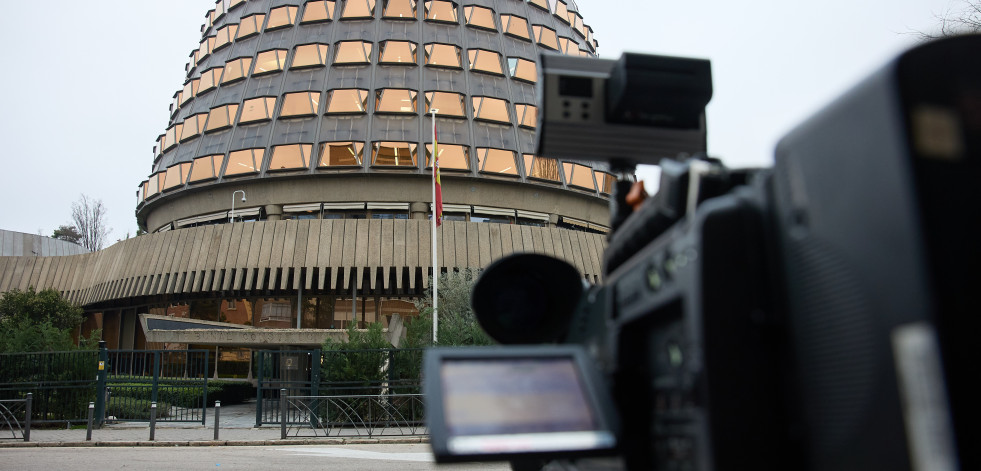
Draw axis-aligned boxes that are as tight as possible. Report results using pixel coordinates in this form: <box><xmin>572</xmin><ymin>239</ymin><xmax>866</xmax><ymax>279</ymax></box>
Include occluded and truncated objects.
<box><xmin>230</xmin><ymin>190</ymin><xmax>246</xmax><ymax>223</ymax></box>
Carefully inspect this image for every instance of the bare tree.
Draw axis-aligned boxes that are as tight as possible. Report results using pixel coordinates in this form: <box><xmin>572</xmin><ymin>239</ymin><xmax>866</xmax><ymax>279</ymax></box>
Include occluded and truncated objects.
<box><xmin>71</xmin><ymin>194</ymin><xmax>111</xmax><ymax>251</ymax></box>
<box><xmin>922</xmin><ymin>0</ymin><xmax>981</xmax><ymax>38</ymax></box>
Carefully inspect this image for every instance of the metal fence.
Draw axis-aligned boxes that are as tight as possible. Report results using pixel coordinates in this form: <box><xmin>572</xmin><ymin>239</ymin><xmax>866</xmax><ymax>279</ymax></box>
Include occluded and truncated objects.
<box><xmin>0</xmin><ymin>394</ymin><xmax>31</xmax><ymax>441</ymax></box>
<box><xmin>0</xmin><ymin>350</ymin><xmax>99</xmax><ymax>425</ymax></box>
<box><xmin>283</xmin><ymin>393</ymin><xmax>426</xmax><ymax>438</ymax></box>
<box><xmin>106</xmin><ymin>350</ymin><xmax>210</xmax><ymax>424</ymax></box>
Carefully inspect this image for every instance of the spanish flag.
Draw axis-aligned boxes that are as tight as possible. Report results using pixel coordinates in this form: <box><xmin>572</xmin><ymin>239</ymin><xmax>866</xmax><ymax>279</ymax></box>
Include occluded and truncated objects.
<box><xmin>434</xmin><ymin>129</ymin><xmax>443</xmax><ymax>227</ymax></box>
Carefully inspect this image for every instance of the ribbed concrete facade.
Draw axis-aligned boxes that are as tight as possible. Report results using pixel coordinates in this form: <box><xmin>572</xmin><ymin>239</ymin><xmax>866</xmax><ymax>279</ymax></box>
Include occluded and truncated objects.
<box><xmin>0</xmin><ymin>229</ymin><xmax>89</xmax><ymax>257</ymax></box>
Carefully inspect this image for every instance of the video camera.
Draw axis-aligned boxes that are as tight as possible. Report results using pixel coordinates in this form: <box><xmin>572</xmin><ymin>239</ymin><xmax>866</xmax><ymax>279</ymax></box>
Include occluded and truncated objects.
<box><xmin>425</xmin><ymin>36</ymin><xmax>977</xmax><ymax>470</ymax></box>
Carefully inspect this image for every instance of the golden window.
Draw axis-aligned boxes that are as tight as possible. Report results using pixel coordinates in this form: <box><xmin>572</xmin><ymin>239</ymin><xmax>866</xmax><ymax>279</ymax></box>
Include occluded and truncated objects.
<box><xmin>468</xmin><ymin>49</ymin><xmax>503</xmax><ymax>75</ymax></box>
<box><xmin>147</xmin><ymin>172</ymin><xmax>162</xmax><ymax>196</ymax></box>
<box><xmin>477</xmin><ymin>148</ymin><xmax>518</xmax><ymax>175</ymax></box>
<box><xmin>464</xmin><ymin>5</ymin><xmax>495</xmax><ymax>30</ymax></box>
<box><xmin>268</xmin><ymin>144</ymin><xmax>313</xmax><ymax>171</ymax></box>
<box><xmin>214</xmin><ymin>24</ymin><xmax>238</xmax><ymax>50</ymax></box>
<box><xmin>472</xmin><ymin>96</ymin><xmax>511</xmax><ymax>125</ymax></box>
<box><xmin>527</xmin><ymin>0</ymin><xmax>548</xmax><ymax>11</ymax></box>
<box><xmin>237</xmin><ymin>14</ymin><xmax>265</xmax><ymax>39</ymax></box>
<box><xmin>596</xmin><ymin>171</ymin><xmax>616</xmax><ymax>195</ymax></box>
<box><xmin>553</xmin><ymin>0</ymin><xmax>570</xmax><ymax>24</ymax></box>
<box><xmin>164</xmin><ymin>124</ymin><xmax>182</xmax><ymax>151</ymax></box>
<box><xmin>425</xmin><ymin>143</ymin><xmax>470</xmax><ymax>170</ymax></box>
<box><xmin>570</xmin><ymin>13</ymin><xmax>585</xmax><ymax>37</ymax></box>
<box><xmin>341</xmin><ymin>0</ymin><xmax>376</xmax><ymax>19</ymax></box>
<box><xmin>267</xmin><ymin>5</ymin><xmax>299</xmax><ymax>30</ymax></box>
<box><xmin>205</xmin><ymin>104</ymin><xmax>239</xmax><ymax>132</ymax></box>
<box><xmin>224</xmin><ymin>148</ymin><xmax>264</xmax><ymax>176</ymax></box>
<box><xmin>198</xmin><ymin>67</ymin><xmax>224</xmax><ymax>94</ymax></box>
<box><xmin>191</xmin><ymin>50</ymin><xmax>200</xmax><ymax>68</ymax></box>
<box><xmin>228</xmin><ymin>0</ymin><xmax>245</xmax><ymax>10</ymax></box>
<box><xmin>198</xmin><ymin>36</ymin><xmax>215</xmax><ymax>61</ymax></box>
<box><xmin>500</xmin><ymin>15</ymin><xmax>530</xmax><ymax>41</ymax></box>
<box><xmin>375</xmin><ymin>89</ymin><xmax>417</xmax><ymax>114</ymax></box>
<box><xmin>222</xmin><ymin>57</ymin><xmax>253</xmax><ymax>83</ymax></box>
<box><xmin>214</xmin><ymin>0</ymin><xmax>226</xmax><ymax>19</ymax></box>
<box><xmin>379</xmin><ymin>40</ymin><xmax>417</xmax><ymax>64</ymax></box>
<box><xmin>163</xmin><ymin>162</ymin><xmax>192</xmax><ymax>191</ymax></box>
<box><xmin>558</xmin><ymin>37</ymin><xmax>578</xmax><ymax>55</ymax></box>
<box><xmin>140</xmin><ymin>181</ymin><xmax>149</xmax><ymax>201</ymax></box>
<box><xmin>301</xmin><ymin>1</ymin><xmax>335</xmax><ymax>23</ymax></box>
<box><xmin>424</xmin><ymin>91</ymin><xmax>465</xmax><ymax>118</ymax></box>
<box><xmin>240</xmin><ymin>96</ymin><xmax>277</xmax><ymax>123</ymax></box>
<box><xmin>522</xmin><ymin>155</ymin><xmax>561</xmax><ymax>182</ymax></box>
<box><xmin>533</xmin><ymin>25</ymin><xmax>559</xmax><ymax>50</ymax></box>
<box><xmin>180</xmin><ymin>113</ymin><xmax>208</xmax><ymax>142</ymax></box>
<box><xmin>254</xmin><ymin>49</ymin><xmax>288</xmax><ymax>75</ymax></box>
<box><xmin>562</xmin><ymin>162</ymin><xmax>596</xmax><ymax>190</ymax></box>
<box><xmin>507</xmin><ymin>57</ymin><xmax>537</xmax><ymax>83</ymax></box>
<box><xmin>318</xmin><ymin>142</ymin><xmax>364</xmax><ymax>167</ymax></box>
<box><xmin>515</xmin><ymin>104</ymin><xmax>538</xmax><ymax>129</ymax></box>
<box><xmin>325</xmin><ymin>89</ymin><xmax>369</xmax><ymax>114</ymax></box>
<box><xmin>181</xmin><ymin>79</ymin><xmax>199</xmax><ymax>105</ymax></box>
<box><xmin>372</xmin><ymin>142</ymin><xmax>417</xmax><ymax>167</ymax></box>
<box><xmin>157</xmin><ymin>135</ymin><xmax>167</xmax><ymax>156</ymax></box>
<box><xmin>424</xmin><ymin>0</ymin><xmax>457</xmax><ymax>23</ymax></box>
<box><xmin>189</xmin><ymin>154</ymin><xmax>222</xmax><ymax>182</ymax></box>
<box><xmin>280</xmin><ymin>91</ymin><xmax>322</xmax><ymax>117</ymax></box>
<box><xmin>424</xmin><ymin>43</ymin><xmax>462</xmax><ymax>68</ymax></box>
<box><xmin>334</xmin><ymin>41</ymin><xmax>373</xmax><ymax>64</ymax></box>
<box><xmin>292</xmin><ymin>43</ymin><xmax>329</xmax><ymax>68</ymax></box>
<box><xmin>383</xmin><ymin>0</ymin><xmax>416</xmax><ymax>19</ymax></box>
<box><xmin>172</xmin><ymin>92</ymin><xmax>183</xmax><ymax>114</ymax></box>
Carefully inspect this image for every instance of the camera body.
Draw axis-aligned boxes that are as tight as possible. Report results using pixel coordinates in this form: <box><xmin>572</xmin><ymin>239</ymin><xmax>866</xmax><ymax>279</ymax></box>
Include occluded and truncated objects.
<box><xmin>426</xmin><ymin>36</ymin><xmax>977</xmax><ymax>470</ymax></box>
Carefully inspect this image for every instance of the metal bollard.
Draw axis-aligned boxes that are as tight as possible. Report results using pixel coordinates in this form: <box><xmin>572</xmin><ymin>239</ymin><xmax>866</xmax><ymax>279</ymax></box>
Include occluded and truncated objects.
<box><xmin>149</xmin><ymin>402</ymin><xmax>157</xmax><ymax>441</ymax></box>
<box><xmin>24</xmin><ymin>393</ymin><xmax>32</xmax><ymax>442</ymax></box>
<box><xmin>280</xmin><ymin>388</ymin><xmax>287</xmax><ymax>440</ymax></box>
<box><xmin>86</xmin><ymin>402</ymin><xmax>94</xmax><ymax>441</ymax></box>
<box><xmin>213</xmin><ymin>401</ymin><xmax>221</xmax><ymax>440</ymax></box>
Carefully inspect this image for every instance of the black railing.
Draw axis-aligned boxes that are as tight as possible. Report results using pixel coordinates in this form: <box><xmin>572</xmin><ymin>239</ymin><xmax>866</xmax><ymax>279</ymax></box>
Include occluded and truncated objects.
<box><xmin>0</xmin><ymin>394</ymin><xmax>32</xmax><ymax>441</ymax></box>
<box><xmin>106</xmin><ymin>350</ymin><xmax>210</xmax><ymax>423</ymax></box>
<box><xmin>0</xmin><ymin>350</ymin><xmax>98</xmax><ymax>425</ymax></box>
<box><xmin>283</xmin><ymin>393</ymin><xmax>426</xmax><ymax>438</ymax></box>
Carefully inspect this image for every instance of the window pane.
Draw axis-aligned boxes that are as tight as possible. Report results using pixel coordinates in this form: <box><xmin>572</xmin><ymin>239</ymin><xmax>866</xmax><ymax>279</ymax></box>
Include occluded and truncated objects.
<box><xmin>180</xmin><ymin>114</ymin><xmax>208</xmax><ymax>142</ymax></box>
<box><xmin>281</xmin><ymin>92</ymin><xmax>322</xmax><ymax>117</ymax></box>
<box><xmin>501</xmin><ymin>15</ymin><xmax>530</xmax><ymax>41</ymax></box>
<box><xmin>375</xmin><ymin>89</ymin><xmax>417</xmax><ymax>114</ymax></box>
<box><xmin>372</xmin><ymin>142</ymin><xmax>417</xmax><ymax>167</ymax></box>
<box><xmin>341</xmin><ymin>0</ymin><xmax>376</xmax><ymax>19</ymax></box>
<box><xmin>318</xmin><ymin>141</ymin><xmax>364</xmax><ymax>167</ymax></box>
<box><xmin>553</xmin><ymin>0</ymin><xmax>570</xmax><ymax>24</ymax></box>
<box><xmin>424</xmin><ymin>43</ymin><xmax>462</xmax><ymax>68</ymax></box>
<box><xmin>189</xmin><ymin>155</ymin><xmax>220</xmax><ymax>182</ymax></box>
<box><xmin>163</xmin><ymin>164</ymin><xmax>185</xmax><ymax>190</ymax></box>
<box><xmin>334</xmin><ymin>41</ymin><xmax>373</xmax><ymax>64</ymax></box>
<box><xmin>206</xmin><ymin>104</ymin><xmax>239</xmax><ymax>132</ymax></box>
<box><xmin>424</xmin><ymin>0</ymin><xmax>457</xmax><ymax>23</ymax></box>
<box><xmin>507</xmin><ymin>57</ymin><xmax>537</xmax><ymax>83</ymax></box>
<box><xmin>225</xmin><ymin>149</ymin><xmax>263</xmax><ymax>176</ymax></box>
<box><xmin>522</xmin><ymin>154</ymin><xmax>560</xmax><ymax>181</ymax></box>
<box><xmin>198</xmin><ymin>37</ymin><xmax>215</xmax><ymax>61</ymax></box>
<box><xmin>596</xmin><ymin>171</ymin><xmax>616</xmax><ymax>194</ymax></box>
<box><xmin>240</xmin><ymin>96</ymin><xmax>276</xmax><ymax>123</ymax></box>
<box><xmin>222</xmin><ymin>57</ymin><xmax>252</xmax><ymax>83</ymax></box>
<box><xmin>468</xmin><ymin>49</ymin><xmax>503</xmax><ymax>75</ymax></box>
<box><xmin>516</xmin><ymin>104</ymin><xmax>538</xmax><ymax>129</ymax></box>
<box><xmin>147</xmin><ymin>173</ymin><xmax>162</xmax><ymax>196</ymax></box>
<box><xmin>164</xmin><ymin>124</ymin><xmax>182</xmax><ymax>151</ymax></box>
<box><xmin>426</xmin><ymin>143</ymin><xmax>470</xmax><ymax>170</ymax></box>
<box><xmin>214</xmin><ymin>24</ymin><xmax>238</xmax><ymax>50</ymax></box>
<box><xmin>528</xmin><ymin>0</ymin><xmax>548</xmax><ymax>11</ymax></box>
<box><xmin>558</xmin><ymin>37</ymin><xmax>578</xmax><ymax>55</ymax></box>
<box><xmin>268</xmin><ymin>144</ymin><xmax>312</xmax><ymax>171</ymax></box>
<box><xmin>424</xmin><ymin>91</ymin><xmax>465</xmax><ymax>117</ymax></box>
<box><xmin>464</xmin><ymin>6</ymin><xmax>496</xmax><ymax>31</ymax></box>
<box><xmin>198</xmin><ymin>67</ymin><xmax>223</xmax><ymax>94</ymax></box>
<box><xmin>255</xmin><ymin>49</ymin><xmax>288</xmax><ymax>75</ymax></box>
<box><xmin>229</xmin><ymin>0</ymin><xmax>245</xmax><ymax>10</ymax></box>
<box><xmin>533</xmin><ymin>25</ymin><xmax>559</xmax><ymax>50</ymax></box>
<box><xmin>563</xmin><ymin>162</ymin><xmax>596</xmax><ymax>190</ymax></box>
<box><xmin>237</xmin><ymin>14</ymin><xmax>265</xmax><ymax>39</ymax></box>
<box><xmin>325</xmin><ymin>89</ymin><xmax>369</xmax><ymax>114</ymax></box>
<box><xmin>301</xmin><ymin>0</ymin><xmax>335</xmax><ymax>23</ymax></box>
<box><xmin>571</xmin><ymin>13</ymin><xmax>585</xmax><ymax>37</ymax></box>
<box><xmin>181</xmin><ymin>79</ymin><xmax>199</xmax><ymax>105</ymax></box>
<box><xmin>472</xmin><ymin>96</ymin><xmax>510</xmax><ymax>125</ymax></box>
<box><xmin>383</xmin><ymin>0</ymin><xmax>416</xmax><ymax>19</ymax></box>
<box><xmin>379</xmin><ymin>40</ymin><xmax>417</xmax><ymax>64</ymax></box>
<box><xmin>477</xmin><ymin>148</ymin><xmax>517</xmax><ymax>175</ymax></box>
<box><xmin>267</xmin><ymin>5</ymin><xmax>299</xmax><ymax>30</ymax></box>
<box><xmin>292</xmin><ymin>43</ymin><xmax>329</xmax><ymax>68</ymax></box>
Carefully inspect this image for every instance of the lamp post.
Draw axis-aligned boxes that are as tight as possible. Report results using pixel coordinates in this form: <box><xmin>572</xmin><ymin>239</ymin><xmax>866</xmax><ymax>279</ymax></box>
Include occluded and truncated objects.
<box><xmin>230</xmin><ymin>190</ymin><xmax>246</xmax><ymax>223</ymax></box>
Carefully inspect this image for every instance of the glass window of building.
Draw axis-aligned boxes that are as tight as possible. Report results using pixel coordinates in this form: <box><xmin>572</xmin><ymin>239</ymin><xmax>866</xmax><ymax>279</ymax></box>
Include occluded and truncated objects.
<box><xmin>214</xmin><ymin>24</ymin><xmax>238</xmax><ymax>50</ymax></box>
<box><xmin>424</xmin><ymin>43</ymin><xmax>462</xmax><ymax>68</ymax></box>
<box><xmin>181</xmin><ymin>79</ymin><xmax>199</xmax><ymax>105</ymax></box>
<box><xmin>325</xmin><ymin>89</ymin><xmax>369</xmax><ymax>114</ymax></box>
<box><xmin>383</xmin><ymin>0</ymin><xmax>416</xmax><ymax>19</ymax></box>
<box><xmin>222</xmin><ymin>57</ymin><xmax>253</xmax><ymax>84</ymax></box>
<box><xmin>372</xmin><ymin>142</ymin><xmax>417</xmax><ymax>167</ymax></box>
<box><xmin>596</xmin><ymin>170</ymin><xmax>616</xmax><ymax>195</ymax></box>
<box><xmin>157</xmin><ymin>134</ymin><xmax>167</xmax><ymax>156</ymax></box>
<box><xmin>198</xmin><ymin>67</ymin><xmax>224</xmax><ymax>94</ymax></box>
<box><xmin>522</xmin><ymin>154</ymin><xmax>560</xmax><ymax>182</ymax></box>
<box><xmin>472</xmin><ymin>96</ymin><xmax>511</xmax><ymax>125</ymax></box>
<box><xmin>180</xmin><ymin>113</ymin><xmax>208</xmax><ymax>142</ymax></box>
<box><xmin>464</xmin><ymin>5</ymin><xmax>496</xmax><ymax>31</ymax></box>
<box><xmin>163</xmin><ymin>162</ymin><xmax>192</xmax><ymax>191</ymax></box>
<box><xmin>318</xmin><ymin>141</ymin><xmax>364</xmax><ymax>167</ymax></box>
<box><xmin>205</xmin><ymin>104</ymin><xmax>239</xmax><ymax>132</ymax></box>
<box><xmin>424</xmin><ymin>91</ymin><xmax>466</xmax><ymax>118</ymax></box>
<box><xmin>425</xmin><ymin>143</ymin><xmax>470</xmax><ymax>170</ymax></box>
<box><xmin>224</xmin><ymin>148</ymin><xmax>264</xmax><ymax>176</ymax></box>
<box><xmin>334</xmin><ymin>41</ymin><xmax>373</xmax><ymax>64</ymax></box>
<box><xmin>254</xmin><ymin>49</ymin><xmax>288</xmax><ymax>75</ymax></box>
<box><xmin>500</xmin><ymin>14</ymin><xmax>530</xmax><ymax>41</ymax></box>
<box><xmin>198</xmin><ymin>36</ymin><xmax>216</xmax><ymax>61</ymax></box>
<box><xmin>239</xmin><ymin>96</ymin><xmax>277</xmax><ymax>123</ymax></box>
<box><xmin>237</xmin><ymin>14</ymin><xmax>266</xmax><ymax>39</ymax></box>
<box><xmin>189</xmin><ymin>154</ymin><xmax>222</xmax><ymax>182</ymax></box>
<box><xmin>172</xmin><ymin>92</ymin><xmax>183</xmax><ymax>115</ymax></box>
<box><xmin>553</xmin><ymin>0</ymin><xmax>571</xmax><ymax>24</ymax></box>
<box><xmin>341</xmin><ymin>0</ymin><xmax>376</xmax><ymax>19</ymax></box>
<box><xmin>424</xmin><ymin>0</ymin><xmax>458</xmax><ymax>23</ymax></box>
<box><xmin>375</xmin><ymin>89</ymin><xmax>417</xmax><ymax>114</ymax></box>
<box><xmin>147</xmin><ymin>172</ymin><xmax>162</xmax><ymax>196</ymax></box>
<box><xmin>280</xmin><ymin>91</ymin><xmax>322</xmax><ymax>118</ymax></box>
<box><xmin>527</xmin><ymin>0</ymin><xmax>548</xmax><ymax>11</ymax></box>
<box><xmin>570</xmin><ymin>12</ymin><xmax>585</xmax><ymax>37</ymax></box>
<box><xmin>477</xmin><ymin>148</ymin><xmax>518</xmax><ymax>175</ymax></box>
<box><xmin>378</xmin><ymin>40</ymin><xmax>417</xmax><ymax>64</ymax></box>
<box><xmin>164</xmin><ymin>124</ymin><xmax>182</xmax><ymax>151</ymax></box>
<box><xmin>515</xmin><ymin>104</ymin><xmax>538</xmax><ymax>129</ymax></box>
<box><xmin>558</xmin><ymin>37</ymin><xmax>578</xmax><ymax>55</ymax></box>
<box><xmin>468</xmin><ymin>49</ymin><xmax>504</xmax><ymax>75</ymax></box>
<box><xmin>533</xmin><ymin>25</ymin><xmax>559</xmax><ymax>50</ymax></box>
<box><xmin>266</xmin><ymin>5</ymin><xmax>299</xmax><ymax>30</ymax></box>
<box><xmin>562</xmin><ymin>161</ymin><xmax>597</xmax><ymax>190</ymax></box>
<box><xmin>214</xmin><ymin>0</ymin><xmax>226</xmax><ymax>19</ymax></box>
<box><xmin>292</xmin><ymin>43</ymin><xmax>330</xmax><ymax>68</ymax></box>
<box><xmin>228</xmin><ymin>0</ymin><xmax>246</xmax><ymax>10</ymax></box>
<box><xmin>507</xmin><ymin>57</ymin><xmax>537</xmax><ymax>83</ymax></box>
<box><xmin>301</xmin><ymin>0</ymin><xmax>335</xmax><ymax>23</ymax></box>
<box><xmin>267</xmin><ymin>143</ymin><xmax>313</xmax><ymax>171</ymax></box>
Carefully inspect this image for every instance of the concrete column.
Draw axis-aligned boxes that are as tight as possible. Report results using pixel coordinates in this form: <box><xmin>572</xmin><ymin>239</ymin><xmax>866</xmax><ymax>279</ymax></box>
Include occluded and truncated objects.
<box><xmin>549</xmin><ymin>213</ymin><xmax>560</xmax><ymax>228</ymax></box>
<box><xmin>409</xmin><ymin>202</ymin><xmax>428</xmax><ymax>220</ymax></box>
<box><xmin>265</xmin><ymin>204</ymin><xmax>284</xmax><ymax>221</ymax></box>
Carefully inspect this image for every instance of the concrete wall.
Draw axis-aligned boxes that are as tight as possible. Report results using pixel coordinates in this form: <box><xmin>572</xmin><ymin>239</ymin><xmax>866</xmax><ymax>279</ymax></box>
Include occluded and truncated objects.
<box><xmin>0</xmin><ymin>229</ymin><xmax>89</xmax><ymax>257</ymax></box>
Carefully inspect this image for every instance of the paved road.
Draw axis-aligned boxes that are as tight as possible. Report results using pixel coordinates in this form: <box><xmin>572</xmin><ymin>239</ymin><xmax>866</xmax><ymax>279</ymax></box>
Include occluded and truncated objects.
<box><xmin>0</xmin><ymin>444</ymin><xmax>510</xmax><ymax>471</ymax></box>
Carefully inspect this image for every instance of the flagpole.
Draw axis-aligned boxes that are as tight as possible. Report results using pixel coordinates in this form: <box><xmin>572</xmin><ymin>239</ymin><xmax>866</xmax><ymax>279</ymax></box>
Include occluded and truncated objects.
<box><xmin>431</xmin><ymin>108</ymin><xmax>439</xmax><ymax>345</ymax></box>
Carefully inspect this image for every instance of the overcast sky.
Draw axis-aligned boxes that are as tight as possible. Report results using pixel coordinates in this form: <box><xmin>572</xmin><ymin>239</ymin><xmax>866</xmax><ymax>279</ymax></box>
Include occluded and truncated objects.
<box><xmin>0</xmin><ymin>0</ymin><xmax>961</xmax><ymax>242</ymax></box>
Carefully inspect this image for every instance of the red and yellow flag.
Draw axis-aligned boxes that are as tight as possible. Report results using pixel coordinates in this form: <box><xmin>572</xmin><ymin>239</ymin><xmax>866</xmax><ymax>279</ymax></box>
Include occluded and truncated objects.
<box><xmin>434</xmin><ymin>130</ymin><xmax>443</xmax><ymax>227</ymax></box>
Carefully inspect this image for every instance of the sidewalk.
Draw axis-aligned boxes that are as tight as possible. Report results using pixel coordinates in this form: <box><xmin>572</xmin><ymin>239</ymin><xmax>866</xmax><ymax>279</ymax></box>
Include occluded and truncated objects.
<box><xmin>0</xmin><ymin>402</ymin><xmax>429</xmax><ymax>448</ymax></box>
